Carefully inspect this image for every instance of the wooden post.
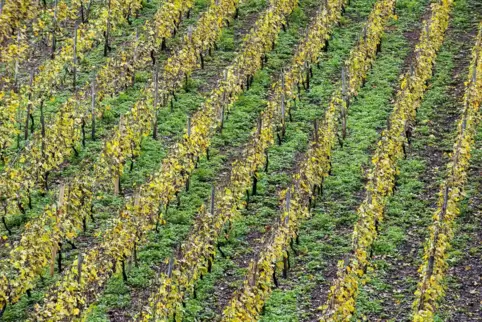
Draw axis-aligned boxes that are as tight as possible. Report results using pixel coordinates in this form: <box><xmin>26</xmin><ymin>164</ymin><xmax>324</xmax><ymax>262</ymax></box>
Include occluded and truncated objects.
<box><xmin>39</xmin><ymin>99</ymin><xmax>45</xmax><ymax>138</ymax></box>
<box><xmin>209</xmin><ymin>185</ymin><xmax>215</xmax><ymax>215</ymax></box>
<box><xmin>314</xmin><ymin>119</ymin><xmax>319</xmax><ymax>142</ymax></box>
<box><xmin>114</xmin><ymin>173</ymin><xmax>120</xmax><ymax>195</ymax></box>
<box><xmin>472</xmin><ymin>52</ymin><xmax>478</xmax><ymax>83</ymax></box>
<box><xmin>152</xmin><ymin>63</ymin><xmax>160</xmax><ymax>139</ymax></box>
<box><xmin>167</xmin><ymin>256</ymin><xmax>174</xmax><ymax>277</ymax></box>
<box><xmin>272</xmin><ymin>263</ymin><xmax>279</xmax><ymax>287</ymax></box>
<box><xmin>57</xmin><ymin>242</ymin><xmax>63</xmax><ymax>272</ymax></box>
<box><xmin>14</xmin><ymin>29</ymin><xmax>21</xmax><ymax>92</ymax></box>
<box><xmin>252</xmin><ymin>173</ymin><xmax>257</xmax><ymax>196</ymax></box>
<box><xmin>2</xmin><ymin>215</ymin><xmax>11</xmax><ymax>235</ymax></box>
<box><xmin>257</xmin><ymin>116</ymin><xmax>262</xmax><ymax>136</ymax></box>
<box><xmin>51</xmin><ymin>0</ymin><xmax>58</xmax><ymax>59</ymax></box>
<box><xmin>72</xmin><ymin>21</ymin><xmax>79</xmax><ymax>92</ymax></box>
<box><xmin>264</xmin><ymin>149</ymin><xmax>269</xmax><ymax>173</ymax></box>
<box><xmin>425</xmin><ymin>20</ymin><xmax>430</xmax><ymax>39</ymax></box>
<box><xmin>285</xmin><ymin>189</ymin><xmax>291</xmax><ymax>212</ymax></box>
<box><xmin>121</xmin><ymin>260</ymin><xmax>128</xmax><ymax>282</ymax></box>
<box><xmin>50</xmin><ymin>241</ymin><xmax>58</xmax><ymax>276</ymax></box>
<box><xmin>40</xmin><ymin>99</ymin><xmax>46</xmax><ymax>158</ymax></box>
<box><xmin>80</xmin><ymin>0</ymin><xmax>85</xmax><ymax>22</ymax></box>
<box><xmin>91</xmin><ymin>78</ymin><xmax>96</xmax><ymax>140</ymax></box>
<box><xmin>104</xmin><ymin>0</ymin><xmax>112</xmax><ymax>56</ymax></box>
<box><xmin>281</xmin><ymin>70</ymin><xmax>286</xmax><ymax>122</ymax></box>
<box><xmin>77</xmin><ymin>253</ymin><xmax>83</xmax><ymax>283</ymax></box>
<box><xmin>187</xmin><ymin>25</ymin><xmax>193</xmax><ymax>42</ymax></box>
<box><xmin>24</xmin><ymin>70</ymin><xmax>34</xmax><ymax>140</ymax></box>
<box><xmin>187</xmin><ymin>116</ymin><xmax>191</xmax><ymax>137</ymax></box>
<box><xmin>132</xmin><ymin>27</ymin><xmax>139</xmax><ymax>86</ymax></box>
<box><xmin>220</xmin><ymin>89</ymin><xmax>226</xmax><ymax>131</ymax></box>
<box><xmin>81</xmin><ymin>119</ymin><xmax>86</xmax><ymax>147</ymax></box>
<box><xmin>283</xmin><ymin>254</ymin><xmax>288</xmax><ymax>278</ymax></box>
<box><xmin>304</xmin><ymin>61</ymin><xmax>310</xmax><ymax>90</ymax></box>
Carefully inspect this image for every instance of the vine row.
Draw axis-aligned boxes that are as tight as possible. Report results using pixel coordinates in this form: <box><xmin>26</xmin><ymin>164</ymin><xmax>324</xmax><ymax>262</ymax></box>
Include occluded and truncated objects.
<box><xmin>139</xmin><ymin>0</ymin><xmax>347</xmax><ymax>320</ymax></box>
<box><xmin>0</xmin><ymin>0</ymin><xmax>203</xmax><ymax>313</ymax></box>
<box><xmin>33</xmin><ymin>0</ymin><xmax>298</xmax><ymax>319</ymax></box>
<box><xmin>0</xmin><ymin>0</ymin><xmax>39</xmax><ymax>44</ymax></box>
<box><xmin>221</xmin><ymin>0</ymin><xmax>395</xmax><ymax>319</ymax></box>
<box><xmin>0</xmin><ymin>0</ymin><xmax>143</xmax><ymax>156</ymax></box>
<box><xmin>320</xmin><ymin>1</ymin><xmax>453</xmax><ymax>320</ymax></box>
<box><xmin>0</xmin><ymin>0</ymin><xmax>96</xmax><ymax>161</ymax></box>
<box><xmin>0</xmin><ymin>0</ymin><xmax>195</xmax><ymax>222</ymax></box>
<box><xmin>0</xmin><ymin>0</ymin><xmax>89</xmax><ymax>85</ymax></box>
<box><xmin>96</xmin><ymin>0</ymin><xmax>242</xmax><ymax>193</ymax></box>
<box><xmin>411</xmin><ymin>22</ymin><xmax>482</xmax><ymax>322</ymax></box>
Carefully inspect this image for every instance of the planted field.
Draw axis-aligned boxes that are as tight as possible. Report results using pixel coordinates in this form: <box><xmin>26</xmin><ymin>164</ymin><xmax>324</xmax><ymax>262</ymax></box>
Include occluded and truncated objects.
<box><xmin>0</xmin><ymin>0</ymin><xmax>480</xmax><ymax>321</ymax></box>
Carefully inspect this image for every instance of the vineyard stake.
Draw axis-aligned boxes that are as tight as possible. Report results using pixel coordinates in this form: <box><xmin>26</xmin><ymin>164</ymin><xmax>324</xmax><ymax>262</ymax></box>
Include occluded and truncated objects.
<box><xmin>27</xmin><ymin>187</ymin><xmax>32</xmax><ymax>209</ymax></box>
<box><xmin>57</xmin><ymin>242</ymin><xmax>62</xmax><ymax>272</ymax></box>
<box><xmin>73</xmin><ymin>21</ymin><xmax>78</xmax><ymax>92</ymax></box>
<box><xmin>91</xmin><ymin>78</ymin><xmax>96</xmax><ymax>140</ymax></box>
<box><xmin>121</xmin><ymin>260</ymin><xmax>128</xmax><ymax>282</ymax></box>
<box><xmin>51</xmin><ymin>0</ymin><xmax>58</xmax><ymax>59</ymax></box>
<box><xmin>77</xmin><ymin>253</ymin><xmax>83</xmax><ymax>283</ymax></box>
<box><xmin>272</xmin><ymin>264</ymin><xmax>278</xmax><ymax>287</ymax></box>
<box><xmin>24</xmin><ymin>70</ymin><xmax>34</xmax><ymax>140</ymax></box>
<box><xmin>104</xmin><ymin>0</ymin><xmax>112</xmax><ymax>57</ymax></box>
<box><xmin>264</xmin><ymin>149</ymin><xmax>269</xmax><ymax>173</ymax></box>
<box><xmin>153</xmin><ymin>63</ymin><xmax>160</xmax><ymax>139</ymax></box>
<box><xmin>1</xmin><ymin>215</ymin><xmax>11</xmax><ymax>235</ymax></box>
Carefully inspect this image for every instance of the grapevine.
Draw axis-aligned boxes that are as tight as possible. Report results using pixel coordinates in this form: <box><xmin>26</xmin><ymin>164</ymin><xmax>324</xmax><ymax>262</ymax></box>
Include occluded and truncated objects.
<box><xmin>96</xmin><ymin>0</ymin><xmax>242</xmax><ymax>191</ymax></box>
<box><xmin>0</xmin><ymin>0</ymin><xmax>195</xmax><ymax>223</ymax></box>
<box><xmin>0</xmin><ymin>0</ymin><xmax>143</xmax><ymax>156</ymax></box>
<box><xmin>0</xmin><ymin>0</ymin><xmax>97</xmax><ymax>78</ymax></box>
<box><xmin>0</xmin><ymin>0</ymin><xmax>199</xmax><ymax>312</ymax></box>
<box><xmin>221</xmin><ymin>0</ymin><xmax>395</xmax><ymax>320</ymax></box>
<box><xmin>411</xmin><ymin>22</ymin><xmax>482</xmax><ymax>322</ymax></box>
<box><xmin>139</xmin><ymin>0</ymin><xmax>346</xmax><ymax>320</ymax></box>
<box><xmin>33</xmin><ymin>0</ymin><xmax>298</xmax><ymax>319</ymax></box>
<box><xmin>320</xmin><ymin>1</ymin><xmax>453</xmax><ymax>320</ymax></box>
<box><xmin>0</xmin><ymin>0</ymin><xmax>478</xmax><ymax>320</ymax></box>
<box><xmin>0</xmin><ymin>0</ymin><xmax>96</xmax><ymax>158</ymax></box>
<box><xmin>0</xmin><ymin>0</ymin><xmax>38</xmax><ymax>45</ymax></box>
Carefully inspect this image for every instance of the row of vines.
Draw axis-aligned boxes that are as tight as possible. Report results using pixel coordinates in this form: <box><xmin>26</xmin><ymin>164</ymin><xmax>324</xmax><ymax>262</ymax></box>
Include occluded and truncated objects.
<box><xmin>32</xmin><ymin>0</ymin><xmax>299</xmax><ymax>319</ymax></box>
<box><xmin>321</xmin><ymin>0</ymin><xmax>453</xmax><ymax>320</ymax></box>
<box><xmin>0</xmin><ymin>0</ymin><xmax>479</xmax><ymax>320</ymax></box>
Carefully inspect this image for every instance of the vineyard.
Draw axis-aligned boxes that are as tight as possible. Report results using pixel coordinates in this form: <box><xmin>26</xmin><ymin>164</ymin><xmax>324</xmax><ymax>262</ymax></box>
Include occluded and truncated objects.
<box><xmin>0</xmin><ymin>0</ymin><xmax>480</xmax><ymax>321</ymax></box>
